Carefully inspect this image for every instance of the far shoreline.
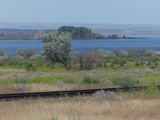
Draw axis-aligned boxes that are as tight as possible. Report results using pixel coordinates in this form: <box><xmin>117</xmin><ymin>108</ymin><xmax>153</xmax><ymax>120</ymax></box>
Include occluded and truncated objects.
<box><xmin>0</xmin><ymin>37</ymin><xmax>149</xmax><ymax>41</ymax></box>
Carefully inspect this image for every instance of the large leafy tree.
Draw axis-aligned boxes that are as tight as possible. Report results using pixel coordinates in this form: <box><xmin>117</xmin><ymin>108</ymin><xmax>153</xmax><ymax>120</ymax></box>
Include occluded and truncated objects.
<box><xmin>41</xmin><ymin>31</ymin><xmax>72</xmax><ymax>70</ymax></box>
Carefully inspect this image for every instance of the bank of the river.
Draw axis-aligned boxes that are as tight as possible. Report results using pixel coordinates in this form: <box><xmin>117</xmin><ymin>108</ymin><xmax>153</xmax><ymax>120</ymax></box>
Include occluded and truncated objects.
<box><xmin>0</xmin><ymin>36</ymin><xmax>159</xmax><ymax>53</ymax></box>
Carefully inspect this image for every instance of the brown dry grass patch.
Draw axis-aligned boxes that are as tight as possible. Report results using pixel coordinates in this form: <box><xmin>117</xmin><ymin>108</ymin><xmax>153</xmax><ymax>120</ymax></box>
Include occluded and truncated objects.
<box><xmin>0</xmin><ymin>93</ymin><xmax>160</xmax><ymax>120</ymax></box>
<box><xmin>0</xmin><ymin>84</ymin><xmax>116</xmax><ymax>93</ymax></box>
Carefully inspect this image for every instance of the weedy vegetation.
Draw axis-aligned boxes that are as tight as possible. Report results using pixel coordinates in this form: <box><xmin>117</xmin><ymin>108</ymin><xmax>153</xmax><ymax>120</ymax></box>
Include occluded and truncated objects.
<box><xmin>0</xmin><ymin>32</ymin><xmax>160</xmax><ymax>120</ymax></box>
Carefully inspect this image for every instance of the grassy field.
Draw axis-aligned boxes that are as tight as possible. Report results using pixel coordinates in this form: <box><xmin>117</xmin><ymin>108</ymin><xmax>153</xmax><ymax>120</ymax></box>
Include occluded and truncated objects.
<box><xmin>0</xmin><ymin>91</ymin><xmax>160</xmax><ymax>120</ymax></box>
<box><xmin>1</xmin><ymin>52</ymin><xmax>160</xmax><ymax>120</ymax></box>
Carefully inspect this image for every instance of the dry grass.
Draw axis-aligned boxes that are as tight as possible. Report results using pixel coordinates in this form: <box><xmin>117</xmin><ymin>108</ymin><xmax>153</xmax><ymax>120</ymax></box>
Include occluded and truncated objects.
<box><xmin>0</xmin><ymin>83</ymin><xmax>116</xmax><ymax>93</ymax></box>
<box><xmin>0</xmin><ymin>68</ymin><xmax>160</xmax><ymax>120</ymax></box>
<box><xmin>0</xmin><ymin>92</ymin><xmax>160</xmax><ymax>120</ymax></box>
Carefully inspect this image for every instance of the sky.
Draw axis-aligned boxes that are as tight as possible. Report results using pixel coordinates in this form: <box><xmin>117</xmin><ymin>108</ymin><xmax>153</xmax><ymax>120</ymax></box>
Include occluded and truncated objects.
<box><xmin>0</xmin><ymin>0</ymin><xmax>160</xmax><ymax>24</ymax></box>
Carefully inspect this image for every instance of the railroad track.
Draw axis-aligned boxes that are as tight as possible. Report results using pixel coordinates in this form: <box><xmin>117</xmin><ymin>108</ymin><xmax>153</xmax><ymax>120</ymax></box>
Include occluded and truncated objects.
<box><xmin>0</xmin><ymin>85</ymin><xmax>160</xmax><ymax>100</ymax></box>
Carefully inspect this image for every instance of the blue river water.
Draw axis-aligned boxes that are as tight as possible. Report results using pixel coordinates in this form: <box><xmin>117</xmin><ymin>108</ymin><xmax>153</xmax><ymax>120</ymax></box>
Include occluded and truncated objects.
<box><xmin>0</xmin><ymin>35</ymin><xmax>160</xmax><ymax>53</ymax></box>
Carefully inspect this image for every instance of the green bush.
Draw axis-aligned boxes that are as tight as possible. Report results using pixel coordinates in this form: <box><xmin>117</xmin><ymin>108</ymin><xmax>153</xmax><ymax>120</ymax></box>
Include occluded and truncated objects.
<box><xmin>83</xmin><ymin>76</ymin><xmax>100</xmax><ymax>84</ymax></box>
<box><xmin>148</xmin><ymin>61</ymin><xmax>151</xmax><ymax>66</ymax></box>
<box><xmin>13</xmin><ymin>77</ymin><xmax>27</xmax><ymax>84</ymax></box>
<box><xmin>104</xmin><ymin>62</ymin><xmax>108</xmax><ymax>68</ymax></box>
<box><xmin>0</xmin><ymin>77</ymin><xmax>28</xmax><ymax>84</ymax></box>
<box><xmin>63</xmin><ymin>78</ymin><xmax>75</xmax><ymax>83</ymax></box>
<box><xmin>25</xmin><ymin>63</ymin><xmax>33</xmax><ymax>71</ymax></box>
<box><xmin>110</xmin><ymin>63</ymin><xmax>114</xmax><ymax>68</ymax></box>
<box><xmin>135</xmin><ymin>61</ymin><xmax>139</xmax><ymax>66</ymax></box>
<box><xmin>155</xmin><ymin>61</ymin><xmax>158</xmax><ymax>66</ymax></box>
<box><xmin>142</xmin><ymin>85</ymin><xmax>159</xmax><ymax>94</ymax></box>
<box><xmin>110</xmin><ymin>77</ymin><xmax>139</xmax><ymax>87</ymax></box>
<box><xmin>140</xmin><ymin>61</ymin><xmax>144</xmax><ymax>66</ymax></box>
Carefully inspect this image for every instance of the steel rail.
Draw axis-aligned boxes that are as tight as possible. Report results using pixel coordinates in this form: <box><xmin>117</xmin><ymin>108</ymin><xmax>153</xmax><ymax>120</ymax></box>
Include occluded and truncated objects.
<box><xmin>0</xmin><ymin>85</ymin><xmax>160</xmax><ymax>100</ymax></box>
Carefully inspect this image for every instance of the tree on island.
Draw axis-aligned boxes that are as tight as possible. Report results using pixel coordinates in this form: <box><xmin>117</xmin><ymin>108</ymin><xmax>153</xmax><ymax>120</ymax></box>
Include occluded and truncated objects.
<box><xmin>108</xmin><ymin>35</ymin><xmax>118</xmax><ymax>39</ymax></box>
<box><xmin>41</xmin><ymin>31</ymin><xmax>72</xmax><ymax>70</ymax></box>
<box><xmin>58</xmin><ymin>26</ymin><xmax>104</xmax><ymax>39</ymax></box>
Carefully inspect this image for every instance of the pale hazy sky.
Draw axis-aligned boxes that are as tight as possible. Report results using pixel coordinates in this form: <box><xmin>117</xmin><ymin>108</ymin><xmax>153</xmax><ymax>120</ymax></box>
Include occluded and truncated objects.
<box><xmin>0</xmin><ymin>0</ymin><xmax>160</xmax><ymax>24</ymax></box>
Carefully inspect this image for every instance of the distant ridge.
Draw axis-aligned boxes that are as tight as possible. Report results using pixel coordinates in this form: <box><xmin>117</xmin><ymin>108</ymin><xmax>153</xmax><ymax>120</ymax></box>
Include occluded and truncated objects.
<box><xmin>0</xmin><ymin>22</ymin><xmax>160</xmax><ymax>36</ymax></box>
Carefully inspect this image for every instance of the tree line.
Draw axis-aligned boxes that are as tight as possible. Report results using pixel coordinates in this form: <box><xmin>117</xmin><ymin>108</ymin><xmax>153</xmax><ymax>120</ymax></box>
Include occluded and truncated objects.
<box><xmin>58</xmin><ymin>26</ymin><xmax>104</xmax><ymax>39</ymax></box>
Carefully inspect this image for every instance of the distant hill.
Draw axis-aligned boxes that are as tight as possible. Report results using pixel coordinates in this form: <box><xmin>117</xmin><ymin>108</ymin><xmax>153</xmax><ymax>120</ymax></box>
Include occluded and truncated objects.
<box><xmin>1</xmin><ymin>22</ymin><xmax>160</xmax><ymax>36</ymax></box>
<box><xmin>0</xmin><ymin>23</ymin><xmax>160</xmax><ymax>40</ymax></box>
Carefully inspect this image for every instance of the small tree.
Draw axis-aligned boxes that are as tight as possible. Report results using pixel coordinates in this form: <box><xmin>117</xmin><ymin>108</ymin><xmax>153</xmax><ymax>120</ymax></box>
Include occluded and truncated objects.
<box><xmin>41</xmin><ymin>31</ymin><xmax>72</xmax><ymax>70</ymax></box>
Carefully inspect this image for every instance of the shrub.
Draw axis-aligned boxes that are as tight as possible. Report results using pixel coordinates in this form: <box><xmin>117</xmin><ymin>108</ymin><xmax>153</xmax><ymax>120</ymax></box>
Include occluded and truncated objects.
<box><xmin>120</xmin><ymin>49</ymin><xmax>128</xmax><ymax>57</ymax></box>
<box><xmin>41</xmin><ymin>31</ymin><xmax>72</xmax><ymax>70</ymax></box>
<box><xmin>143</xmin><ymin>85</ymin><xmax>159</xmax><ymax>94</ymax></box>
<box><xmin>110</xmin><ymin>77</ymin><xmax>139</xmax><ymax>87</ymax></box>
<box><xmin>13</xmin><ymin>54</ymin><xmax>25</xmax><ymax>60</ymax></box>
<box><xmin>72</xmin><ymin>47</ymin><xmax>101</xmax><ymax>70</ymax></box>
<box><xmin>25</xmin><ymin>63</ymin><xmax>33</xmax><ymax>71</ymax></box>
<box><xmin>0</xmin><ymin>53</ymin><xmax>11</xmax><ymax>60</ymax></box>
<box><xmin>63</xmin><ymin>78</ymin><xmax>75</xmax><ymax>83</ymax></box>
<box><xmin>29</xmin><ymin>54</ymin><xmax>43</xmax><ymax>60</ymax></box>
<box><xmin>110</xmin><ymin>63</ymin><xmax>114</xmax><ymax>68</ymax></box>
<box><xmin>140</xmin><ymin>61</ymin><xmax>144</xmax><ymax>66</ymax></box>
<box><xmin>8</xmin><ymin>61</ymin><xmax>19</xmax><ymax>66</ymax></box>
<box><xmin>104</xmin><ymin>62</ymin><xmax>107</xmax><ymax>68</ymax></box>
<box><xmin>135</xmin><ymin>61</ymin><xmax>139</xmax><ymax>66</ymax></box>
<box><xmin>83</xmin><ymin>76</ymin><xmax>100</xmax><ymax>84</ymax></box>
<box><xmin>155</xmin><ymin>61</ymin><xmax>158</xmax><ymax>66</ymax></box>
<box><xmin>50</xmin><ymin>116</ymin><xmax>58</xmax><ymax>120</ymax></box>
<box><xmin>150</xmin><ymin>65</ymin><xmax>156</xmax><ymax>69</ymax></box>
<box><xmin>15</xmin><ymin>47</ymin><xmax>36</xmax><ymax>58</ymax></box>
<box><xmin>120</xmin><ymin>60</ymin><xmax>125</xmax><ymax>67</ymax></box>
<box><xmin>99</xmin><ymin>49</ymin><xmax>116</xmax><ymax>58</ymax></box>
<box><xmin>12</xmin><ymin>77</ymin><xmax>27</xmax><ymax>84</ymax></box>
<box><xmin>90</xmin><ymin>90</ymin><xmax>123</xmax><ymax>102</ymax></box>
<box><xmin>125</xmin><ymin>47</ymin><xmax>152</xmax><ymax>56</ymax></box>
<box><xmin>148</xmin><ymin>61</ymin><xmax>151</xmax><ymax>66</ymax></box>
<box><xmin>8</xmin><ymin>84</ymin><xmax>25</xmax><ymax>92</ymax></box>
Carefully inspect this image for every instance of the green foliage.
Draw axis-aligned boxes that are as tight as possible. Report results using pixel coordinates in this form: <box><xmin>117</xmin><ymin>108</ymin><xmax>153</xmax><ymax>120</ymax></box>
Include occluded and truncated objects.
<box><xmin>108</xmin><ymin>35</ymin><xmax>118</xmax><ymax>39</ymax></box>
<box><xmin>50</xmin><ymin>116</ymin><xmax>58</xmax><ymax>120</ymax></box>
<box><xmin>142</xmin><ymin>85</ymin><xmax>159</xmax><ymax>94</ymax></box>
<box><xmin>8</xmin><ymin>61</ymin><xmax>19</xmax><ymax>66</ymax></box>
<box><xmin>0</xmin><ymin>53</ymin><xmax>11</xmax><ymax>60</ymax></box>
<box><xmin>110</xmin><ymin>77</ymin><xmax>139</xmax><ymax>87</ymax></box>
<box><xmin>63</xmin><ymin>78</ymin><xmax>75</xmax><ymax>83</ymax></box>
<box><xmin>110</xmin><ymin>63</ymin><xmax>114</xmax><ymax>68</ymax></box>
<box><xmin>13</xmin><ymin>54</ymin><xmax>25</xmax><ymax>60</ymax></box>
<box><xmin>104</xmin><ymin>62</ymin><xmax>107</xmax><ymax>68</ymax></box>
<box><xmin>25</xmin><ymin>63</ymin><xmax>33</xmax><ymax>71</ymax></box>
<box><xmin>13</xmin><ymin>77</ymin><xmax>27</xmax><ymax>84</ymax></box>
<box><xmin>149</xmin><ymin>57</ymin><xmax>159</xmax><ymax>62</ymax></box>
<box><xmin>140</xmin><ymin>61</ymin><xmax>144</xmax><ymax>66</ymax></box>
<box><xmin>29</xmin><ymin>54</ymin><xmax>43</xmax><ymax>60</ymax></box>
<box><xmin>0</xmin><ymin>77</ymin><xmax>27</xmax><ymax>84</ymax></box>
<box><xmin>148</xmin><ymin>61</ymin><xmax>151</xmax><ymax>66</ymax></box>
<box><xmin>155</xmin><ymin>61</ymin><xmax>158</xmax><ymax>66</ymax></box>
<box><xmin>120</xmin><ymin>60</ymin><xmax>125</xmax><ymax>67</ymax></box>
<box><xmin>120</xmin><ymin>50</ymin><xmax>129</xmax><ymax>57</ymax></box>
<box><xmin>99</xmin><ymin>49</ymin><xmax>116</xmax><ymax>58</ymax></box>
<box><xmin>135</xmin><ymin>61</ymin><xmax>139</xmax><ymax>66</ymax></box>
<box><xmin>0</xmin><ymin>76</ymin><xmax>64</xmax><ymax>84</ymax></box>
<box><xmin>83</xmin><ymin>76</ymin><xmax>100</xmax><ymax>84</ymax></box>
<box><xmin>41</xmin><ymin>31</ymin><xmax>72</xmax><ymax>70</ymax></box>
<box><xmin>58</xmin><ymin>26</ymin><xmax>103</xmax><ymax>39</ymax></box>
<box><xmin>99</xmin><ymin>63</ymin><xmax>103</xmax><ymax>67</ymax></box>
<box><xmin>69</xmin><ymin>114</ymin><xmax>81</xmax><ymax>120</ymax></box>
